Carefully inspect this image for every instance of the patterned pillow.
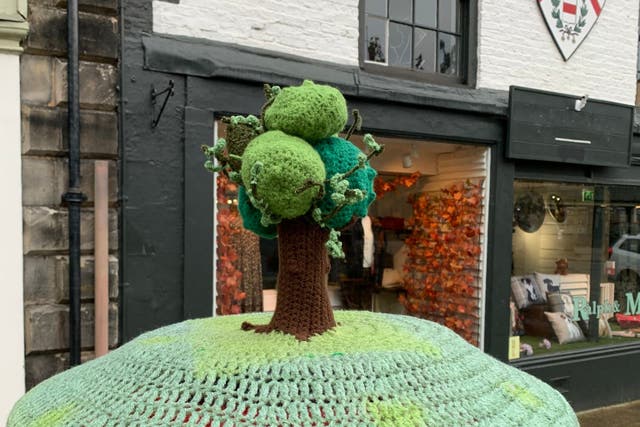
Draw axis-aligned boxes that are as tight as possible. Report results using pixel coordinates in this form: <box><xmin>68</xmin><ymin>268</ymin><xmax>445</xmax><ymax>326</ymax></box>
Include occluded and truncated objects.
<box><xmin>544</xmin><ymin>312</ymin><xmax>585</xmax><ymax>344</ymax></box>
<box><xmin>534</xmin><ymin>273</ymin><xmax>562</xmax><ymax>299</ymax></box>
<box><xmin>511</xmin><ymin>275</ymin><xmax>545</xmax><ymax>309</ymax></box>
<box><xmin>547</xmin><ymin>292</ymin><xmax>574</xmax><ymax>318</ymax></box>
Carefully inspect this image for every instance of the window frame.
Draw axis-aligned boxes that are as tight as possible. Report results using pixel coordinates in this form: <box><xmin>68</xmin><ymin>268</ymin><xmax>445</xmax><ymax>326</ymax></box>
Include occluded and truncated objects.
<box><xmin>358</xmin><ymin>0</ymin><xmax>477</xmax><ymax>87</ymax></box>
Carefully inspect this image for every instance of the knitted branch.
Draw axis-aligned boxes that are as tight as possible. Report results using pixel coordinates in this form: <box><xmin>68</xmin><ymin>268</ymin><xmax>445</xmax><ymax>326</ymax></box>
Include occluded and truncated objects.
<box><xmin>338</xmin><ymin>136</ymin><xmax>383</xmax><ymax>182</ymax></box>
<box><xmin>320</xmin><ymin>174</ymin><xmax>366</xmax><ymax>226</ymax></box>
<box><xmin>295</xmin><ymin>179</ymin><xmax>326</xmax><ymax>199</ymax></box>
<box><xmin>204</xmin><ymin>161</ymin><xmax>223</xmax><ymax>173</ymax></box>
<box><xmin>344</xmin><ymin>109</ymin><xmax>362</xmax><ymax>142</ymax></box>
<box><xmin>259</xmin><ymin>211</ymin><xmax>280</xmax><ymax>227</ymax></box>
<box><xmin>226</xmin><ymin>114</ymin><xmax>263</xmax><ymax>131</ymax></box>
<box><xmin>363</xmin><ymin>133</ymin><xmax>383</xmax><ymax>155</ymax></box>
<box><xmin>202</xmin><ymin>140</ymin><xmax>228</xmax><ymax>173</ymax></box>
<box><xmin>212</xmin><ymin>138</ymin><xmax>227</xmax><ymax>161</ymax></box>
<box><xmin>228</xmin><ymin>171</ymin><xmax>242</xmax><ymax>184</ymax></box>
<box><xmin>312</xmin><ymin>208</ymin><xmax>323</xmax><ymax>223</ymax></box>
<box><xmin>244</xmin><ymin>161</ymin><xmax>282</xmax><ymax>227</ymax></box>
<box><xmin>326</xmin><ymin>229</ymin><xmax>344</xmax><ymax>259</ymax></box>
<box><xmin>260</xmin><ymin>84</ymin><xmax>282</xmax><ymax>128</ymax></box>
<box><xmin>249</xmin><ymin>161</ymin><xmax>263</xmax><ymax>195</ymax></box>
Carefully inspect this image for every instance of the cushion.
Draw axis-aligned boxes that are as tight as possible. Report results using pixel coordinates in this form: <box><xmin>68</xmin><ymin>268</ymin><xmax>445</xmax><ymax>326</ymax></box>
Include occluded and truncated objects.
<box><xmin>544</xmin><ymin>312</ymin><xmax>586</xmax><ymax>344</ymax></box>
<box><xmin>534</xmin><ymin>272</ymin><xmax>562</xmax><ymax>298</ymax></box>
<box><xmin>521</xmin><ymin>304</ymin><xmax>556</xmax><ymax>338</ymax></box>
<box><xmin>547</xmin><ymin>292</ymin><xmax>574</xmax><ymax>318</ymax></box>
<box><xmin>511</xmin><ymin>275</ymin><xmax>545</xmax><ymax>309</ymax></box>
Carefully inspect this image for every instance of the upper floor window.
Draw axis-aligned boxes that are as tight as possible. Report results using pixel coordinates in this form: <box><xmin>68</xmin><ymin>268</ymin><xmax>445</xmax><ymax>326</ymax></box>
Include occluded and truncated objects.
<box><xmin>363</xmin><ymin>0</ymin><xmax>470</xmax><ymax>83</ymax></box>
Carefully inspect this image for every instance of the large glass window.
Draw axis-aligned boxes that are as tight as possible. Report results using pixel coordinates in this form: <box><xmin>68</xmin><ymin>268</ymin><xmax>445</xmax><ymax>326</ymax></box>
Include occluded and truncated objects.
<box><xmin>509</xmin><ymin>181</ymin><xmax>640</xmax><ymax>360</ymax></box>
<box><xmin>214</xmin><ymin>121</ymin><xmax>489</xmax><ymax>345</ymax></box>
<box><xmin>363</xmin><ymin>0</ymin><xmax>467</xmax><ymax>79</ymax></box>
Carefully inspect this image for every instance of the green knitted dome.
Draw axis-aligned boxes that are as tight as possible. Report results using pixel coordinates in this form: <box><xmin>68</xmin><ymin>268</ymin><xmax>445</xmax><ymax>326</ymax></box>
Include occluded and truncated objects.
<box><xmin>263</xmin><ymin>80</ymin><xmax>348</xmax><ymax>142</ymax></box>
<box><xmin>241</xmin><ymin>130</ymin><xmax>326</xmax><ymax>220</ymax></box>
<box><xmin>9</xmin><ymin>311</ymin><xmax>578</xmax><ymax>426</ymax></box>
<box><xmin>238</xmin><ymin>187</ymin><xmax>277</xmax><ymax>239</ymax></box>
<box><xmin>315</xmin><ymin>136</ymin><xmax>377</xmax><ymax>229</ymax></box>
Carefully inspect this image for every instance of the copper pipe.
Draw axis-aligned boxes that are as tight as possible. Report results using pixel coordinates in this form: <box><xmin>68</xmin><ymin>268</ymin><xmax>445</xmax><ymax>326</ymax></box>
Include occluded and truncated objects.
<box><xmin>94</xmin><ymin>161</ymin><xmax>109</xmax><ymax>357</ymax></box>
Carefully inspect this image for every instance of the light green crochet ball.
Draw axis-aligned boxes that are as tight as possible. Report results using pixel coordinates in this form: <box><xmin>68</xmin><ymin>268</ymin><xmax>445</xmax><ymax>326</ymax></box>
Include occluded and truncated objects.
<box><xmin>241</xmin><ymin>130</ymin><xmax>326</xmax><ymax>220</ymax></box>
<box><xmin>8</xmin><ymin>311</ymin><xmax>579</xmax><ymax>426</ymax></box>
<box><xmin>264</xmin><ymin>80</ymin><xmax>348</xmax><ymax>142</ymax></box>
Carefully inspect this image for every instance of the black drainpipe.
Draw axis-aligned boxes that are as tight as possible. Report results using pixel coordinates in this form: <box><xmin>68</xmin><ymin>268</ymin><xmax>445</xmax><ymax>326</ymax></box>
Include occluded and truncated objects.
<box><xmin>62</xmin><ymin>0</ymin><xmax>84</xmax><ymax>367</ymax></box>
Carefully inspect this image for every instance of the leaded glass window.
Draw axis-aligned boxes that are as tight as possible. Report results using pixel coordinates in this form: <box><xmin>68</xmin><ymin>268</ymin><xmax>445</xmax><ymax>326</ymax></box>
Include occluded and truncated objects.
<box><xmin>364</xmin><ymin>0</ymin><xmax>464</xmax><ymax>77</ymax></box>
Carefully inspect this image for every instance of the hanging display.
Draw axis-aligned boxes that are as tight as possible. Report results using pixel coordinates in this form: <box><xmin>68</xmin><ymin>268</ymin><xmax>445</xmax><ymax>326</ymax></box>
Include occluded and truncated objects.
<box><xmin>514</xmin><ymin>191</ymin><xmax>546</xmax><ymax>233</ymax></box>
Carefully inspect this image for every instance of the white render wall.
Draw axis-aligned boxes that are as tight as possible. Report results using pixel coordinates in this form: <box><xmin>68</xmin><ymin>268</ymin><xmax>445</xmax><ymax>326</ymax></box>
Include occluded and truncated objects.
<box><xmin>153</xmin><ymin>0</ymin><xmax>360</xmax><ymax>66</ymax></box>
<box><xmin>0</xmin><ymin>52</ymin><xmax>25</xmax><ymax>425</ymax></box>
<box><xmin>477</xmin><ymin>0</ymin><xmax>639</xmax><ymax>105</ymax></box>
<box><xmin>153</xmin><ymin>0</ymin><xmax>638</xmax><ymax>100</ymax></box>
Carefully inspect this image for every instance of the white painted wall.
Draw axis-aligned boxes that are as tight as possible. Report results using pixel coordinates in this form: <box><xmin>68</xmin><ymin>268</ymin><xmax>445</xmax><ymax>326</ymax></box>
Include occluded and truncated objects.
<box><xmin>153</xmin><ymin>0</ymin><xmax>360</xmax><ymax>66</ymax></box>
<box><xmin>0</xmin><ymin>52</ymin><xmax>25</xmax><ymax>425</ymax></box>
<box><xmin>477</xmin><ymin>0</ymin><xmax>639</xmax><ymax>105</ymax></box>
<box><xmin>153</xmin><ymin>0</ymin><xmax>638</xmax><ymax>104</ymax></box>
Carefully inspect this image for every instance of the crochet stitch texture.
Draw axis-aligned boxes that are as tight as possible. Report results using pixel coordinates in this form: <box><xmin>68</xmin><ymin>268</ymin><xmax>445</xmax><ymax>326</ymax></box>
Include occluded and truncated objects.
<box><xmin>9</xmin><ymin>311</ymin><xmax>578</xmax><ymax>426</ymax></box>
<box><xmin>263</xmin><ymin>80</ymin><xmax>348</xmax><ymax>142</ymax></box>
<box><xmin>237</xmin><ymin>186</ymin><xmax>277</xmax><ymax>239</ymax></box>
<box><xmin>315</xmin><ymin>136</ymin><xmax>377</xmax><ymax>229</ymax></box>
<box><xmin>241</xmin><ymin>130</ymin><xmax>326</xmax><ymax>219</ymax></box>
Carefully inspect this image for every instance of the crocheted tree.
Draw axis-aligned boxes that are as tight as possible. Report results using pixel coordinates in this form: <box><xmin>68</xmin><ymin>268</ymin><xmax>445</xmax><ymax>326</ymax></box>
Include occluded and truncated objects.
<box><xmin>9</xmin><ymin>81</ymin><xmax>579</xmax><ymax>427</ymax></box>
<box><xmin>203</xmin><ymin>80</ymin><xmax>382</xmax><ymax>340</ymax></box>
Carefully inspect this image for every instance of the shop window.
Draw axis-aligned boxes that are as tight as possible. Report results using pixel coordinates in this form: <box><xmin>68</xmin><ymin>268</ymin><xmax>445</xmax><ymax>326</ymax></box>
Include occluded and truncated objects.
<box><xmin>362</xmin><ymin>0</ymin><xmax>471</xmax><ymax>83</ymax></box>
<box><xmin>509</xmin><ymin>181</ymin><xmax>640</xmax><ymax>360</ymax></box>
<box><xmin>214</xmin><ymin>121</ymin><xmax>489</xmax><ymax>345</ymax></box>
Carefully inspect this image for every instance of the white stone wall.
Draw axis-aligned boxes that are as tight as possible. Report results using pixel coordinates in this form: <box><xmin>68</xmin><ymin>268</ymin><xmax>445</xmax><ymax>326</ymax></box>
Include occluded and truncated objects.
<box><xmin>153</xmin><ymin>0</ymin><xmax>360</xmax><ymax>66</ymax></box>
<box><xmin>0</xmin><ymin>52</ymin><xmax>25</xmax><ymax>425</ymax></box>
<box><xmin>477</xmin><ymin>0</ymin><xmax>639</xmax><ymax>105</ymax></box>
<box><xmin>153</xmin><ymin>0</ymin><xmax>638</xmax><ymax>104</ymax></box>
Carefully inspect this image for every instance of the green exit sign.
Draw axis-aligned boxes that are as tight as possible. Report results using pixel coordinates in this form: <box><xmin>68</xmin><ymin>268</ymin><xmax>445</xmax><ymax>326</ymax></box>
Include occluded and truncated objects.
<box><xmin>582</xmin><ymin>189</ymin><xmax>594</xmax><ymax>202</ymax></box>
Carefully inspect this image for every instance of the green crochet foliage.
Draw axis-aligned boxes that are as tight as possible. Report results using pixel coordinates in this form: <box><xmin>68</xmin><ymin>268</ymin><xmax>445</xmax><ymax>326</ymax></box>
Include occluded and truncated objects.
<box><xmin>241</xmin><ymin>130</ymin><xmax>326</xmax><ymax>220</ymax></box>
<box><xmin>237</xmin><ymin>186</ymin><xmax>277</xmax><ymax>239</ymax></box>
<box><xmin>9</xmin><ymin>311</ymin><xmax>579</xmax><ymax>426</ymax></box>
<box><xmin>314</xmin><ymin>136</ymin><xmax>377</xmax><ymax>229</ymax></box>
<box><xmin>263</xmin><ymin>80</ymin><xmax>348</xmax><ymax>142</ymax></box>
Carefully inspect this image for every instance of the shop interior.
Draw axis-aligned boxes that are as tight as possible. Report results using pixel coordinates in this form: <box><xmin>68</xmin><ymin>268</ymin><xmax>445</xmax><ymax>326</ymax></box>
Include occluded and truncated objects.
<box><xmin>510</xmin><ymin>181</ymin><xmax>640</xmax><ymax>358</ymax></box>
<box><xmin>214</xmin><ymin>124</ymin><xmax>488</xmax><ymax>345</ymax></box>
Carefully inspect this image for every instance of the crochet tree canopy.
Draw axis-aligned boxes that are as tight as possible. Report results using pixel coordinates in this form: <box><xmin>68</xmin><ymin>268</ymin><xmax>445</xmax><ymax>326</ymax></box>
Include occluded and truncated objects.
<box><xmin>203</xmin><ymin>80</ymin><xmax>381</xmax><ymax>340</ymax></box>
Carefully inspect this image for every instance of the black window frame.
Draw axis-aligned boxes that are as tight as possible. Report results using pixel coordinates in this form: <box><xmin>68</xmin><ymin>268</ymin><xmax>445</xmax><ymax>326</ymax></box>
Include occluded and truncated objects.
<box><xmin>359</xmin><ymin>0</ymin><xmax>477</xmax><ymax>87</ymax></box>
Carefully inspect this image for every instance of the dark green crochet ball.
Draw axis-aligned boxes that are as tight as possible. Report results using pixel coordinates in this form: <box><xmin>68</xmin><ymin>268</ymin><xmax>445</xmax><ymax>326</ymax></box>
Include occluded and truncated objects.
<box><xmin>314</xmin><ymin>137</ymin><xmax>377</xmax><ymax>229</ymax></box>
<box><xmin>238</xmin><ymin>187</ymin><xmax>277</xmax><ymax>239</ymax></box>
<box><xmin>241</xmin><ymin>130</ymin><xmax>326</xmax><ymax>220</ymax></box>
<box><xmin>264</xmin><ymin>80</ymin><xmax>348</xmax><ymax>142</ymax></box>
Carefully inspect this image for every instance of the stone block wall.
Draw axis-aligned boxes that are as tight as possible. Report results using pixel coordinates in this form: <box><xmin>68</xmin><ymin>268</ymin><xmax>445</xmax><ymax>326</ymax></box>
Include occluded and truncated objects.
<box><xmin>20</xmin><ymin>0</ymin><xmax>119</xmax><ymax>389</ymax></box>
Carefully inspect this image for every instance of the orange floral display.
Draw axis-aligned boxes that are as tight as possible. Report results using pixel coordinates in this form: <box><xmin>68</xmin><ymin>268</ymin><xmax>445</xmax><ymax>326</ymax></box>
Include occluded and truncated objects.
<box><xmin>374</xmin><ymin>172</ymin><xmax>421</xmax><ymax>199</ymax></box>
<box><xmin>216</xmin><ymin>174</ymin><xmax>246</xmax><ymax>315</ymax></box>
<box><xmin>400</xmin><ymin>180</ymin><xmax>483</xmax><ymax>345</ymax></box>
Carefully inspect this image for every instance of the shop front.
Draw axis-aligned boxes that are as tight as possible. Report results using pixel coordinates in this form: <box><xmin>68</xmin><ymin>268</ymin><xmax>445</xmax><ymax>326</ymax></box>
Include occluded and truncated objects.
<box><xmin>505</xmin><ymin>87</ymin><xmax>640</xmax><ymax>410</ymax></box>
<box><xmin>121</xmin><ymin>24</ymin><xmax>639</xmax><ymax>412</ymax></box>
<box><xmin>122</xmin><ymin>30</ymin><xmax>510</xmax><ymax>356</ymax></box>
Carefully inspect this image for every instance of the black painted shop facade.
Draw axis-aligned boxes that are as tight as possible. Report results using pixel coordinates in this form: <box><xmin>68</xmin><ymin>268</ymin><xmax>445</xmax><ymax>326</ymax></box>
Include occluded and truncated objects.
<box><xmin>121</xmin><ymin>3</ymin><xmax>640</xmax><ymax>411</ymax></box>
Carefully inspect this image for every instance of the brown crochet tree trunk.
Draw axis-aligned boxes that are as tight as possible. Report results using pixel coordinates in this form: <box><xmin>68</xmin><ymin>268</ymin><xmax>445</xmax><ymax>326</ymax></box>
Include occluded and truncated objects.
<box><xmin>241</xmin><ymin>217</ymin><xmax>336</xmax><ymax>340</ymax></box>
